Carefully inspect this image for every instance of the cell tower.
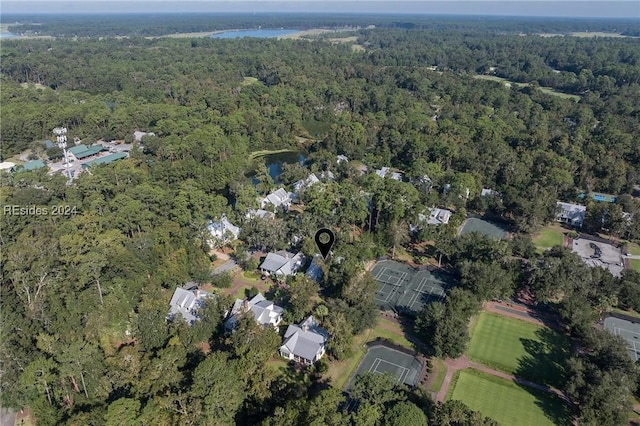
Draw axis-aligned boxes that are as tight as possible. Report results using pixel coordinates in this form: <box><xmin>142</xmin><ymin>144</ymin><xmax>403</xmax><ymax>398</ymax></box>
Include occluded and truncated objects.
<box><xmin>53</xmin><ymin>127</ymin><xmax>72</xmax><ymax>181</ymax></box>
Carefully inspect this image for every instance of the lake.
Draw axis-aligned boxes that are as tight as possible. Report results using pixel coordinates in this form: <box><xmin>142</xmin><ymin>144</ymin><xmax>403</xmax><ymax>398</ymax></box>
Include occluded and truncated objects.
<box><xmin>0</xmin><ymin>33</ymin><xmax>18</xmax><ymax>39</ymax></box>
<box><xmin>210</xmin><ymin>29</ymin><xmax>300</xmax><ymax>39</ymax></box>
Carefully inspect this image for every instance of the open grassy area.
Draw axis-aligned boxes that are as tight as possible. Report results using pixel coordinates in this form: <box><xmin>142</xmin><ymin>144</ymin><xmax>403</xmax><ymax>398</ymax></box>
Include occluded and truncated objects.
<box><xmin>241</xmin><ymin>76</ymin><xmax>259</xmax><ymax>86</ymax></box>
<box><xmin>248</xmin><ymin>148</ymin><xmax>297</xmax><ymax>160</ymax></box>
<box><xmin>467</xmin><ymin>312</ymin><xmax>570</xmax><ymax>388</ymax></box>
<box><xmin>627</xmin><ymin>244</ymin><xmax>640</xmax><ymax>255</ymax></box>
<box><xmin>532</xmin><ymin>226</ymin><xmax>564</xmax><ymax>251</ymax></box>
<box><xmin>473</xmin><ymin>75</ymin><xmax>579</xmax><ymax>101</ymax></box>
<box><xmin>629</xmin><ymin>259</ymin><xmax>640</xmax><ymax>272</ymax></box>
<box><xmin>326</xmin><ymin>317</ymin><xmax>412</xmax><ymax>389</ymax></box>
<box><xmin>427</xmin><ymin>358</ymin><xmax>447</xmax><ymax>394</ymax></box>
<box><xmin>448</xmin><ymin>369</ymin><xmax>571</xmax><ymax>426</ymax></box>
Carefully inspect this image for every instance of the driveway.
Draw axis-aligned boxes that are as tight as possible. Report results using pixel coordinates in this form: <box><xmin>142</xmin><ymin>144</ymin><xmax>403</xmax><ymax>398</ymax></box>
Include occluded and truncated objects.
<box><xmin>213</xmin><ymin>259</ymin><xmax>237</xmax><ymax>275</ymax></box>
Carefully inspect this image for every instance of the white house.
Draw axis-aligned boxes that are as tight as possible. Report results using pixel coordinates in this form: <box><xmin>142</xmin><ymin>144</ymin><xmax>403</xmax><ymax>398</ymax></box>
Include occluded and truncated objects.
<box><xmin>225</xmin><ymin>293</ymin><xmax>284</xmax><ymax>331</ymax></box>
<box><xmin>246</xmin><ymin>209</ymin><xmax>275</xmax><ymax>220</ymax></box>
<box><xmin>293</xmin><ymin>173</ymin><xmax>320</xmax><ymax>194</ymax></box>
<box><xmin>481</xmin><ymin>188</ymin><xmax>501</xmax><ymax>197</ymax></box>
<box><xmin>375</xmin><ymin>167</ymin><xmax>403</xmax><ymax>181</ymax></box>
<box><xmin>133</xmin><ymin>131</ymin><xmax>155</xmax><ymax>142</ymax></box>
<box><xmin>168</xmin><ymin>287</ymin><xmax>214</xmax><ymax>326</ymax></box>
<box><xmin>336</xmin><ymin>155</ymin><xmax>349</xmax><ymax>164</ymax></box>
<box><xmin>260</xmin><ymin>250</ymin><xmax>305</xmax><ymax>278</ymax></box>
<box><xmin>280</xmin><ymin>316</ymin><xmax>329</xmax><ymax>365</ymax></box>
<box><xmin>261</xmin><ymin>188</ymin><xmax>294</xmax><ymax>210</ymax></box>
<box><xmin>557</xmin><ymin>201</ymin><xmax>586</xmax><ymax>227</ymax></box>
<box><xmin>208</xmin><ymin>215</ymin><xmax>241</xmax><ymax>244</ymax></box>
<box><xmin>427</xmin><ymin>207</ymin><xmax>452</xmax><ymax>225</ymax></box>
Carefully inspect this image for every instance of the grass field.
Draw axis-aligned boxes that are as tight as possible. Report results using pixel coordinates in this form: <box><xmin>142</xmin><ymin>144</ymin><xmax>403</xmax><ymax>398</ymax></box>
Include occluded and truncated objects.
<box><xmin>627</xmin><ymin>244</ymin><xmax>640</xmax><ymax>255</ymax></box>
<box><xmin>326</xmin><ymin>317</ymin><xmax>413</xmax><ymax>389</ymax></box>
<box><xmin>629</xmin><ymin>259</ymin><xmax>640</xmax><ymax>272</ymax></box>
<box><xmin>473</xmin><ymin>75</ymin><xmax>580</xmax><ymax>101</ymax></box>
<box><xmin>533</xmin><ymin>226</ymin><xmax>564</xmax><ymax>251</ymax></box>
<box><xmin>248</xmin><ymin>148</ymin><xmax>297</xmax><ymax>160</ymax></box>
<box><xmin>448</xmin><ymin>369</ymin><xmax>571</xmax><ymax>426</ymax></box>
<box><xmin>427</xmin><ymin>358</ymin><xmax>447</xmax><ymax>394</ymax></box>
<box><xmin>467</xmin><ymin>312</ymin><xmax>570</xmax><ymax>388</ymax></box>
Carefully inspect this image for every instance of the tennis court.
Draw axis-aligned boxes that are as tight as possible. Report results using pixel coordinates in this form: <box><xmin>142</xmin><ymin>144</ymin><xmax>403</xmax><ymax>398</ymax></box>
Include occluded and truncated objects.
<box><xmin>603</xmin><ymin>316</ymin><xmax>640</xmax><ymax>361</ymax></box>
<box><xmin>459</xmin><ymin>218</ymin><xmax>508</xmax><ymax>240</ymax></box>
<box><xmin>371</xmin><ymin>260</ymin><xmax>453</xmax><ymax>313</ymax></box>
<box><xmin>346</xmin><ymin>343</ymin><xmax>423</xmax><ymax>390</ymax></box>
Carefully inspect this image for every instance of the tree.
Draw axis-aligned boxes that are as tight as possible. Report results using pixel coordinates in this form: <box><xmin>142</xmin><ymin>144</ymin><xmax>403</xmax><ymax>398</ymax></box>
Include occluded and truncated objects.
<box><xmin>383</xmin><ymin>401</ymin><xmax>428</xmax><ymax>426</ymax></box>
<box><xmin>323</xmin><ymin>311</ymin><xmax>354</xmax><ymax>360</ymax></box>
<box><xmin>386</xmin><ymin>220</ymin><xmax>410</xmax><ymax>260</ymax></box>
<box><xmin>284</xmin><ymin>275</ymin><xmax>319</xmax><ymax>323</ymax></box>
<box><xmin>350</xmin><ymin>372</ymin><xmax>405</xmax><ymax>408</ymax></box>
<box><xmin>105</xmin><ymin>398</ymin><xmax>141</xmax><ymax>426</ymax></box>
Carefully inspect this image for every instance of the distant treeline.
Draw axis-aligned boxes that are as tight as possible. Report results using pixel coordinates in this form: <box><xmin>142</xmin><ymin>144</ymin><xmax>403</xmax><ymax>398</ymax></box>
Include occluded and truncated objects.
<box><xmin>4</xmin><ymin>13</ymin><xmax>640</xmax><ymax>38</ymax></box>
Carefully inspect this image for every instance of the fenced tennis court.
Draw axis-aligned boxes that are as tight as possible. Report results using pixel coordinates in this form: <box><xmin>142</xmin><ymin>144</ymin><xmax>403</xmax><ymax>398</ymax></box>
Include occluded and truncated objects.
<box><xmin>603</xmin><ymin>316</ymin><xmax>640</xmax><ymax>361</ymax></box>
<box><xmin>372</xmin><ymin>260</ymin><xmax>453</xmax><ymax>313</ymax></box>
<box><xmin>460</xmin><ymin>218</ymin><xmax>509</xmax><ymax>240</ymax></box>
<box><xmin>346</xmin><ymin>343</ymin><xmax>423</xmax><ymax>390</ymax></box>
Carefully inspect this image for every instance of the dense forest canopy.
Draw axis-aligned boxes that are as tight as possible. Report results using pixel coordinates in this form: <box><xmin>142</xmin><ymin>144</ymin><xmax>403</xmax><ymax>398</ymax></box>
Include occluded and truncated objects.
<box><xmin>2</xmin><ymin>14</ymin><xmax>640</xmax><ymax>425</ymax></box>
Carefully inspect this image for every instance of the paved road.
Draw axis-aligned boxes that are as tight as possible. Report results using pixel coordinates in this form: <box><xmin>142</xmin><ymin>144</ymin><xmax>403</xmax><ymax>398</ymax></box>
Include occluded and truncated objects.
<box><xmin>1</xmin><ymin>408</ymin><xmax>16</xmax><ymax>426</ymax></box>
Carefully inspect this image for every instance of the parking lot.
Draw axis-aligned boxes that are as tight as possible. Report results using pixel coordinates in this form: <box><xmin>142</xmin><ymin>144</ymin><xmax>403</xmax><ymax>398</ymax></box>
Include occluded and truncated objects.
<box><xmin>572</xmin><ymin>238</ymin><xmax>624</xmax><ymax>277</ymax></box>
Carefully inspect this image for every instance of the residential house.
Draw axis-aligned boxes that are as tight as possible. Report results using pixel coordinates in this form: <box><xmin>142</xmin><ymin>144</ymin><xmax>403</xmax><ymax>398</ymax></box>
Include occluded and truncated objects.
<box><xmin>336</xmin><ymin>155</ymin><xmax>349</xmax><ymax>164</ymax></box>
<box><xmin>355</xmin><ymin>164</ymin><xmax>369</xmax><ymax>176</ymax></box>
<box><xmin>208</xmin><ymin>215</ymin><xmax>241</xmax><ymax>244</ymax></box>
<box><xmin>427</xmin><ymin>207</ymin><xmax>452</xmax><ymax>225</ymax></box>
<box><xmin>375</xmin><ymin>167</ymin><xmax>403</xmax><ymax>181</ymax></box>
<box><xmin>556</xmin><ymin>201</ymin><xmax>586</xmax><ymax>227</ymax></box>
<box><xmin>168</xmin><ymin>287</ymin><xmax>214</xmax><ymax>325</ymax></box>
<box><xmin>68</xmin><ymin>144</ymin><xmax>107</xmax><ymax>162</ymax></box>
<box><xmin>319</xmin><ymin>170</ymin><xmax>335</xmax><ymax>181</ymax></box>
<box><xmin>411</xmin><ymin>175</ymin><xmax>432</xmax><ymax>193</ymax></box>
<box><xmin>481</xmin><ymin>188</ymin><xmax>501</xmax><ymax>197</ymax></box>
<box><xmin>246</xmin><ymin>209</ymin><xmax>275</xmax><ymax>220</ymax></box>
<box><xmin>280</xmin><ymin>316</ymin><xmax>329</xmax><ymax>365</ymax></box>
<box><xmin>0</xmin><ymin>162</ymin><xmax>16</xmax><ymax>173</ymax></box>
<box><xmin>225</xmin><ymin>293</ymin><xmax>284</xmax><ymax>331</ymax></box>
<box><xmin>261</xmin><ymin>188</ymin><xmax>294</xmax><ymax>211</ymax></box>
<box><xmin>260</xmin><ymin>250</ymin><xmax>305</xmax><ymax>278</ymax></box>
<box><xmin>305</xmin><ymin>254</ymin><xmax>323</xmax><ymax>283</ymax></box>
<box><xmin>409</xmin><ymin>207</ymin><xmax>453</xmax><ymax>232</ymax></box>
<box><xmin>133</xmin><ymin>131</ymin><xmax>155</xmax><ymax>142</ymax></box>
<box><xmin>293</xmin><ymin>173</ymin><xmax>320</xmax><ymax>194</ymax></box>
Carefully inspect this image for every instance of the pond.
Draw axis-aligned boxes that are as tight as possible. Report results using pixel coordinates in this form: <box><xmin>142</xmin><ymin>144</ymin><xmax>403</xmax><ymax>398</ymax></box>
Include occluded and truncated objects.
<box><xmin>249</xmin><ymin>151</ymin><xmax>307</xmax><ymax>184</ymax></box>
<box><xmin>210</xmin><ymin>29</ymin><xmax>300</xmax><ymax>39</ymax></box>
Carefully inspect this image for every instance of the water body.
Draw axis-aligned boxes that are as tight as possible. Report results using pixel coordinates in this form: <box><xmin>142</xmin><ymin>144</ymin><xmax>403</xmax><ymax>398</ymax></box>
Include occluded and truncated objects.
<box><xmin>249</xmin><ymin>151</ymin><xmax>306</xmax><ymax>184</ymax></box>
<box><xmin>210</xmin><ymin>29</ymin><xmax>300</xmax><ymax>39</ymax></box>
<box><xmin>0</xmin><ymin>33</ymin><xmax>18</xmax><ymax>39</ymax></box>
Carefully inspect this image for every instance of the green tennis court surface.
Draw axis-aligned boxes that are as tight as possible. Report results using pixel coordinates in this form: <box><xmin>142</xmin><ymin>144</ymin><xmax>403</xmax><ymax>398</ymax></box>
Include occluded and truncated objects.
<box><xmin>371</xmin><ymin>260</ymin><xmax>455</xmax><ymax>314</ymax></box>
<box><xmin>460</xmin><ymin>218</ymin><xmax>508</xmax><ymax>240</ymax></box>
<box><xmin>448</xmin><ymin>369</ymin><xmax>571</xmax><ymax>426</ymax></box>
<box><xmin>347</xmin><ymin>343</ymin><xmax>423</xmax><ymax>390</ymax></box>
<box><xmin>603</xmin><ymin>315</ymin><xmax>640</xmax><ymax>361</ymax></box>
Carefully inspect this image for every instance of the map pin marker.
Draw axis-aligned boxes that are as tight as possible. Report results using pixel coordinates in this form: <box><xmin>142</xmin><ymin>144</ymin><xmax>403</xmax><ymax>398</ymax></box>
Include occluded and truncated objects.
<box><xmin>314</xmin><ymin>228</ymin><xmax>335</xmax><ymax>260</ymax></box>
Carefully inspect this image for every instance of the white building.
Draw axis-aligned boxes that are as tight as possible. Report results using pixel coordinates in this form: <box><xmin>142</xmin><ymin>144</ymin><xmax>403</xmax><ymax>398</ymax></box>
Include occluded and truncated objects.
<box><xmin>280</xmin><ymin>316</ymin><xmax>329</xmax><ymax>365</ymax></box>
<box><xmin>260</xmin><ymin>250</ymin><xmax>305</xmax><ymax>278</ymax></box>
<box><xmin>246</xmin><ymin>209</ymin><xmax>275</xmax><ymax>220</ymax></box>
<box><xmin>225</xmin><ymin>293</ymin><xmax>284</xmax><ymax>331</ymax></box>
<box><xmin>375</xmin><ymin>167</ymin><xmax>403</xmax><ymax>181</ymax></box>
<box><xmin>168</xmin><ymin>287</ymin><xmax>214</xmax><ymax>325</ymax></box>
<box><xmin>261</xmin><ymin>188</ymin><xmax>294</xmax><ymax>210</ymax></box>
<box><xmin>133</xmin><ymin>131</ymin><xmax>155</xmax><ymax>142</ymax></box>
<box><xmin>293</xmin><ymin>173</ymin><xmax>320</xmax><ymax>194</ymax></box>
<box><xmin>481</xmin><ymin>188</ymin><xmax>501</xmax><ymax>197</ymax></box>
<box><xmin>556</xmin><ymin>201</ymin><xmax>586</xmax><ymax>227</ymax></box>
<box><xmin>208</xmin><ymin>215</ymin><xmax>241</xmax><ymax>244</ymax></box>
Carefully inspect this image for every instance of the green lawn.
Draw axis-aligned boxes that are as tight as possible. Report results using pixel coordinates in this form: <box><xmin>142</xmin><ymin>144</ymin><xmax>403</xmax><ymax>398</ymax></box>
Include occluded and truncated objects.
<box><xmin>467</xmin><ymin>312</ymin><xmax>570</xmax><ymax>388</ymax></box>
<box><xmin>532</xmin><ymin>226</ymin><xmax>564</xmax><ymax>250</ymax></box>
<box><xmin>447</xmin><ymin>369</ymin><xmax>571</xmax><ymax>426</ymax></box>
<box><xmin>629</xmin><ymin>259</ymin><xmax>640</xmax><ymax>272</ymax></box>
<box><xmin>427</xmin><ymin>358</ymin><xmax>447</xmax><ymax>394</ymax></box>
<box><xmin>626</xmin><ymin>244</ymin><xmax>640</xmax><ymax>255</ymax></box>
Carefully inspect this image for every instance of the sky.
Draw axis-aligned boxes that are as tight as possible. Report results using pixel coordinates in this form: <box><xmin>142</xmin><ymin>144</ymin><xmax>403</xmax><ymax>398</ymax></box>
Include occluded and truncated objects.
<box><xmin>1</xmin><ymin>1</ymin><xmax>639</xmax><ymax>18</ymax></box>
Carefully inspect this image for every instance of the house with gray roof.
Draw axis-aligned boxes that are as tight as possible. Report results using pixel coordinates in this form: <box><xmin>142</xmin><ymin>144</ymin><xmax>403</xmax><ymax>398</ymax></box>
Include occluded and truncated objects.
<box><xmin>260</xmin><ymin>250</ymin><xmax>305</xmax><ymax>278</ymax></box>
<box><xmin>481</xmin><ymin>188</ymin><xmax>501</xmax><ymax>197</ymax></box>
<box><xmin>280</xmin><ymin>316</ymin><xmax>329</xmax><ymax>365</ymax></box>
<box><xmin>556</xmin><ymin>201</ymin><xmax>586</xmax><ymax>227</ymax></box>
<box><xmin>261</xmin><ymin>188</ymin><xmax>294</xmax><ymax>211</ymax></box>
<box><xmin>208</xmin><ymin>215</ymin><xmax>241</xmax><ymax>244</ymax></box>
<box><xmin>168</xmin><ymin>287</ymin><xmax>214</xmax><ymax>326</ymax></box>
<box><xmin>293</xmin><ymin>173</ymin><xmax>320</xmax><ymax>194</ymax></box>
<box><xmin>246</xmin><ymin>209</ymin><xmax>276</xmax><ymax>220</ymax></box>
<box><xmin>225</xmin><ymin>293</ymin><xmax>284</xmax><ymax>331</ymax></box>
<box><xmin>375</xmin><ymin>166</ymin><xmax>403</xmax><ymax>181</ymax></box>
<box><xmin>133</xmin><ymin>131</ymin><xmax>155</xmax><ymax>142</ymax></box>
